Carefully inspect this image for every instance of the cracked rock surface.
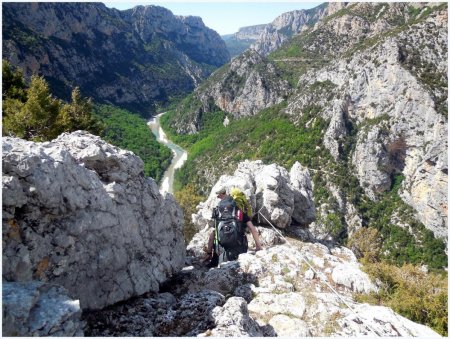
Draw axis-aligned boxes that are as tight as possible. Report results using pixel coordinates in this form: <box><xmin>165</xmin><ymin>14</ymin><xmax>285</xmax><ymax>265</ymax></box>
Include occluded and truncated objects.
<box><xmin>2</xmin><ymin>131</ymin><xmax>186</xmax><ymax>310</ymax></box>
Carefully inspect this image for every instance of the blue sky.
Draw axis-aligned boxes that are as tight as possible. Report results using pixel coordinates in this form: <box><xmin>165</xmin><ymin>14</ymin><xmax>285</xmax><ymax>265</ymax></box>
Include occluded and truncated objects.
<box><xmin>103</xmin><ymin>2</ymin><xmax>321</xmax><ymax>35</ymax></box>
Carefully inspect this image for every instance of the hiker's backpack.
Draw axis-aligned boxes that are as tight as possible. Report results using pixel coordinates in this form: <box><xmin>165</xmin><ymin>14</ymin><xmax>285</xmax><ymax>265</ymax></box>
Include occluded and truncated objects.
<box><xmin>216</xmin><ymin>196</ymin><xmax>245</xmax><ymax>249</ymax></box>
<box><xmin>230</xmin><ymin>187</ymin><xmax>252</xmax><ymax>217</ymax></box>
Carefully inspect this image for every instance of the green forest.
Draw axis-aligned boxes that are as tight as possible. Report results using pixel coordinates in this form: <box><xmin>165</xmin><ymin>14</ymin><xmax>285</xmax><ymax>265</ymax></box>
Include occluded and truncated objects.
<box><xmin>2</xmin><ymin>61</ymin><xmax>172</xmax><ymax>182</ymax></box>
<box><xmin>93</xmin><ymin>105</ymin><xmax>172</xmax><ymax>181</ymax></box>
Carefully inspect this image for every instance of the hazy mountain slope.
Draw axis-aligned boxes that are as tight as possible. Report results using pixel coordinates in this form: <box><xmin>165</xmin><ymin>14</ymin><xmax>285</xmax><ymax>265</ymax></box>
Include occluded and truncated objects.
<box><xmin>222</xmin><ymin>24</ymin><xmax>267</xmax><ymax>58</ymax></box>
<box><xmin>251</xmin><ymin>2</ymin><xmax>330</xmax><ymax>56</ymax></box>
<box><xmin>2</xmin><ymin>2</ymin><xmax>230</xmax><ymax>117</ymax></box>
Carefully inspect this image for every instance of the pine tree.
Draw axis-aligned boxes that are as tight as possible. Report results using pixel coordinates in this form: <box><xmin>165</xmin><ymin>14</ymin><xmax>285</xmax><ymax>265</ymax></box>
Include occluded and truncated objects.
<box><xmin>16</xmin><ymin>75</ymin><xmax>62</xmax><ymax>141</ymax></box>
<box><xmin>57</xmin><ymin>87</ymin><xmax>102</xmax><ymax>136</ymax></box>
<box><xmin>2</xmin><ymin>60</ymin><xmax>27</xmax><ymax>102</ymax></box>
<box><xmin>2</xmin><ymin>62</ymin><xmax>102</xmax><ymax>140</ymax></box>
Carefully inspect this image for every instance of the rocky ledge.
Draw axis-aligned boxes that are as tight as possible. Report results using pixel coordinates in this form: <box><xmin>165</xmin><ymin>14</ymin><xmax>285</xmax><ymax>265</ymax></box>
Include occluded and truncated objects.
<box><xmin>85</xmin><ymin>238</ymin><xmax>441</xmax><ymax>337</ymax></box>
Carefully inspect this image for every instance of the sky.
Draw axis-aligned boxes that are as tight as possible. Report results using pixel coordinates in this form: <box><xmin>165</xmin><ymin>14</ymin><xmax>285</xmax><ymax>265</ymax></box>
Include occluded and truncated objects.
<box><xmin>103</xmin><ymin>2</ymin><xmax>322</xmax><ymax>35</ymax></box>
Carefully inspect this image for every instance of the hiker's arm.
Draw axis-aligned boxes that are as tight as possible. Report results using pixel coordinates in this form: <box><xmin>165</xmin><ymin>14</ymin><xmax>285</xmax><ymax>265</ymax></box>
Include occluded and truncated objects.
<box><xmin>247</xmin><ymin>222</ymin><xmax>263</xmax><ymax>251</ymax></box>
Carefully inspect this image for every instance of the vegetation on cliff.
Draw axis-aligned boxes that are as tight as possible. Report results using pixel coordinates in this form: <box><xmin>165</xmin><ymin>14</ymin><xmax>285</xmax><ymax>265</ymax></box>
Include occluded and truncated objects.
<box><xmin>2</xmin><ymin>61</ymin><xmax>172</xmax><ymax>181</ymax></box>
<box><xmin>93</xmin><ymin>105</ymin><xmax>172</xmax><ymax>181</ymax></box>
<box><xmin>350</xmin><ymin>227</ymin><xmax>448</xmax><ymax>336</ymax></box>
<box><xmin>2</xmin><ymin>60</ymin><xmax>102</xmax><ymax>141</ymax></box>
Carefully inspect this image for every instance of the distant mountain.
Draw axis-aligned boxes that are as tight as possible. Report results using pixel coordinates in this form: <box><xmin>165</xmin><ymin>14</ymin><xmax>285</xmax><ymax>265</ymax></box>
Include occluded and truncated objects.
<box><xmin>251</xmin><ymin>2</ymin><xmax>330</xmax><ymax>56</ymax></box>
<box><xmin>222</xmin><ymin>24</ymin><xmax>267</xmax><ymax>58</ymax></box>
<box><xmin>2</xmin><ymin>2</ymin><xmax>230</xmax><ymax>117</ymax></box>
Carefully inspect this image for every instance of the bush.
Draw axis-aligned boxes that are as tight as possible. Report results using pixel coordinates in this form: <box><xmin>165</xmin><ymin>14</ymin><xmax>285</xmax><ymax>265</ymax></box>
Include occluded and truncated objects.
<box><xmin>174</xmin><ymin>184</ymin><xmax>205</xmax><ymax>243</ymax></box>
<box><xmin>347</xmin><ymin>227</ymin><xmax>382</xmax><ymax>263</ymax></box>
<box><xmin>2</xmin><ymin>61</ymin><xmax>102</xmax><ymax>141</ymax></box>
<box><xmin>357</xmin><ymin>262</ymin><xmax>448</xmax><ymax>336</ymax></box>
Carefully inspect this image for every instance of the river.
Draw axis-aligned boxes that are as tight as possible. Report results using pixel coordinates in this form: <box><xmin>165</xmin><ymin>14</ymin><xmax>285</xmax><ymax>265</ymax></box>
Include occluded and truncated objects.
<box><xmin>147</xmin><ymin>113</ymin><xmax>188</xmax><ymax>194</ymax></box>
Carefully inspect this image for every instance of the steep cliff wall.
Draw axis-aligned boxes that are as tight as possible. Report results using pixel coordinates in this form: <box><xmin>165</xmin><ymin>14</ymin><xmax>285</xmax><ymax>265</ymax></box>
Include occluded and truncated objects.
<box><xmin>2</xmin><ymin>2</ymin><xmax>230</xmax><ymax>116</ymax></box>
<box><xmin>251</xmin><ymin>3</ymin><xmax>330</xmax><ymax>56</ymax></box>
<box><xmin>284</xmin><ymin>3</ymin><xmax>448</xmax><ymax>239</ymax></box>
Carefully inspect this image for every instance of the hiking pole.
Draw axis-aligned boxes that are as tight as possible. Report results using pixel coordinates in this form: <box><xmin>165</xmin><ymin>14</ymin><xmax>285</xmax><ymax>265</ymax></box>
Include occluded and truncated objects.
<box><xmin>214</xmin><ymin>217</ymin><xmax>219</xmax><ymax>255</ymax></box>
<box><xmin>209</xmin><ymin>209</ymin><xmax>219</xmax><ymax>267</ymax></box>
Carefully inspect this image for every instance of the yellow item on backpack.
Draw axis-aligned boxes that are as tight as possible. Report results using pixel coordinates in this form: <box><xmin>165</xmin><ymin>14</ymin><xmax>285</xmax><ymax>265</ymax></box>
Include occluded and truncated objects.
<box><xmin>230</xmin><ymin>187</ymin><xmax>252</xmax><ymax>217</ymax></box>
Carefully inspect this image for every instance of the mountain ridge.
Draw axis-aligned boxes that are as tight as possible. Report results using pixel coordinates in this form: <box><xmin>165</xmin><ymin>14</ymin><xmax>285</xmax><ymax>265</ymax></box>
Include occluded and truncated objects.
<box><xmin>162</xmin><ymin>2</ymin><xmax>448</xmax><ymax>260</ymax></box>
<box><xmin>2</xmin><ymin>2</ymin><xmax>230</xmax><ymax>117</ymax></box>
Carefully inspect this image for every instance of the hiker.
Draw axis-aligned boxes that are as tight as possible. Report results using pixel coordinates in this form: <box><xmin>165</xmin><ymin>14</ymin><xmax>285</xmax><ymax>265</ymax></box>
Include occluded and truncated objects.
<box><xmin>203</xmin><ymin>187</ymin><xmax>262</xmax><ymax>266</ymax></box>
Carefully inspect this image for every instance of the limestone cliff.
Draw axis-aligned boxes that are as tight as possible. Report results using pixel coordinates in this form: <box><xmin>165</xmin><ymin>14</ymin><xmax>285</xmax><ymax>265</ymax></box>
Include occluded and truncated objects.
<box><xmin>251</xmin><ymin>3</ymin><xmax>330</xmax><ymax>56</ymax></box>
<box><xmin>222</xmin><ymin>24</ymin><xmax>268</xmax><ymax>58</ymax></box>
<box><xmin>167</xmin><ymin>2</ymin><xmax>447</xmax><ymax>242</ymax></box>
<box><xmin>2</xmin><ymin>131</ymin><xmax>186</xmax><ymax>310</ymax></box>
<box><xmin>284</xmin><ymin>3</ymin><xmax>448</xmax><ymax>239</ymax></box>
<box><xmin>2</xmin><ymin>2</ymin><xmax>230</xmax><ymax>116</ymax></box>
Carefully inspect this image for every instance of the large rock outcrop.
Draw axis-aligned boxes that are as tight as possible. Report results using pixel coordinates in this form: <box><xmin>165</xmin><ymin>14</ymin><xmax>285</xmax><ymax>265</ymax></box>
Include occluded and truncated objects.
<box><xmin>2</xmin><ymin>2</ymin><xmax>230</xmax><ymax>116</ymax></box>
<box><xmin>192</xmin><ymin>160</ymin><xmax>316</xmax><ymax>231</ymax></box>
<box><xmin>2</xmin><ymin>281</ymin><xmax>85</xmax><ymax>336</ymax></box>
<box><xmin>2</xmin><ymin>131</ymin><xmax>186</xmax><ymax>310</ymax></box>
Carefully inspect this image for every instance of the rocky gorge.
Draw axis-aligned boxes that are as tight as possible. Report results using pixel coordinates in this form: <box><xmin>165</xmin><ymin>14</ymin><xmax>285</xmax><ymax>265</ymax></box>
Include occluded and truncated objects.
<box><xmin>165</xmin><ymin>2</ymin><xmax>448</xmax><ymax>245</ymax></box>
<box><xmin>1</xmin><ymin>1</ymin><xmax>448</xmax><ymax>337</ymax></box>
<box><xmin>2</xmin><ymin>2</ymin><xmax>230</xmax><ymax>116</ymax></box>
<box><xmin>2</xmin><ymin>133</ymin><xmax>443</xmax><ymax>336</ymax></box>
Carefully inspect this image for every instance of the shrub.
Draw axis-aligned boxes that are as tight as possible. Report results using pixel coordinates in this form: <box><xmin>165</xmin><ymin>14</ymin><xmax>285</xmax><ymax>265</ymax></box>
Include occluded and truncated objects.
<box><xmin>357</xmin><ymin>261</ymin><xmax>448</xmax><ymax>336</ymax></box>
<box><xmin>347</xmin><ymin>227</ymin><xmax>382</xmax><ymax>263</ymax></box>
<box><xmin>174</xmin><ymin>184</ymin><xmax>205</xmax><ymax>243</ymax></box>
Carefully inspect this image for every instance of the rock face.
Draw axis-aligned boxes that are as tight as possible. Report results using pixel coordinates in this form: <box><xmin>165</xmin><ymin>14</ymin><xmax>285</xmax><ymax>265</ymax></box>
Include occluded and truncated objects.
<box><xmin>222</xmin><ymin>24</ymin><xmax>268</xmax><ymax>58</ymax></box>
<box><xmin>2</xmin><ymin>131</ymin><xmax>186</xmax><ymax>310</ymax></box>
<box><xmin>285</xmin><ymin>3</ymin><xmax>448</xmax><ymax>239</ymax></box>
<box><xmin>170</xmin><ymin>49</ymin><xmax>291</xmax><ymax>134</ymax></box>
<box><xmin>192</xmin><ymin>160</ymin><xmax>316</xmax><ymax>231</ymax></box>
<box><xmin>3</xmin><ymin>281</ymin><xmax>85</xmax><ymax>336</ymax></box>
<box><xmin>2</xmin><ymin>2</ymin><xmax>230</xmax><ymax>116</ymax></box>
<box><xmin>85</xmin><ymin>240</ymin><xmax>441</xmax><ymax>337</ymax></box>
<box><xmin>251</xmin><ymin>4</ymin><xmax>329</xmax><ymax>56</ymax></box>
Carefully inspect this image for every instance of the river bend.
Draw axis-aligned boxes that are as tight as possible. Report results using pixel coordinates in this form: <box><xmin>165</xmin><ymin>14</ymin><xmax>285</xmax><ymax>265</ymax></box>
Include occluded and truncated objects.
<box><xmin>148</xmin><ymin>113</ymin><xmax>188</xmax><ymax>194</ymax></box>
